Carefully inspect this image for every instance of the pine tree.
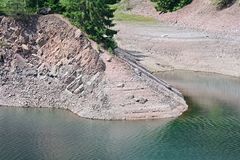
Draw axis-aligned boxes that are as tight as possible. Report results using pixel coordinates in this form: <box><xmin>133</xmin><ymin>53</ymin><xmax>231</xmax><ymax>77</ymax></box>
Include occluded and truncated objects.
<box><xmin>5</xmin><ymin>0</ymin><xmax>26</xmax><ymax>14</ymax></box>
<box><xmin>60</xmin><ymin>0</ymin><xmax>118</xmax><ymax>49</ymax></box>
<box><xmin>0</xmin><ymin>0</ymin><xmax>119</xmax><ymax>49</ymax></box>
<box><xmin>151</xmin><ymin>0</ymin><xmax>192</xmax><ymax>13</ymax></box>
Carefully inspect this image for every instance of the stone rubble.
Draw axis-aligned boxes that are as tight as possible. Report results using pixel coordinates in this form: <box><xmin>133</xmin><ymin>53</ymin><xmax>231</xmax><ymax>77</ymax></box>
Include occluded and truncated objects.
<box><xmin>0</xmin><ymin>14</ymin><xmax>188</xmax><ymax>120</ymax></box>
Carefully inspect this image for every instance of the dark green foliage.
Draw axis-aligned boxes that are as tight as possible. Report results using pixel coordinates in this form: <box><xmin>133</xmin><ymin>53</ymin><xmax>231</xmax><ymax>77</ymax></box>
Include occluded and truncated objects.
<box><xmin>23</xmin><ymin>0</ymin><xmax>63</xmax><ymax>12</ymax></box>
<box><xmin>0</xmin><ymin>0</ymin><xmax>27</xmax><ymax>15</ymax></box>
<box><xmin>213</xmin><ymin>0</ymin><xmax>235</xmax><ymax>9</ymax></box>
<box><xmin>151</xmin><ymin>0</ymin><xmax>192</xmax><ymax>13</ymax></box>
<box><xmin>44</xmin><ymin>0</ymin><xmax>63</xmax><ymax>12</ymax></box>
<box><xmin>0</xmin><ymin>10</ymin><xmax>5</xmax><ymax>16</ymax></box>
<box><xmin>61</xmin><ymin>0</ymin><xmax>118</xmax><ymax>49</ymax></box>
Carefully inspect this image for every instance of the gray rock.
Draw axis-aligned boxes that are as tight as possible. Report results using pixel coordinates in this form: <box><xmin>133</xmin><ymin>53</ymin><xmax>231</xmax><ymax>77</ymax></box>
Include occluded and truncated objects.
<box><xmin>38</xmin><ymin>63</ymin><xmax>50</xmax><ymax>76</ymax></box>
<box><xmin>19</xmin><ymin>35</ymin><xmax>27</xmax><ymax>44</ymax></box>
<box><xmin>73</xmin><ymin>84</ymin><xmax>84</xmax><ymax>94</ymax></box>
<box><xmin>23</xmin><ymin>68</ymin><xmax>38</xmax><ymax>77</ymax></box>
<box><xmin>86</xmin><ymin>72</ymin><xmax>101</xmax><ymax>86</ymax></box>
<box><xmin>134</xmin><ymin>68</ymin><xmax>142</xmax><ymax>76</ymax></box>
<box><xmin>22</xmin><ymin>44</ymin><xmax>29</xmax><ymax>51</ymax></box>
<box><xmin>127</xmin><ymin>95</ymin><xmax>135</xmax><ymax>99</ymax></box>
<box><xmin>117</xmin><ymin>83</ymin><xmax>125</xmax><ymax>88</ymax></box>
<box><xmin>136</xmin><ymin>98</ymin><xmax>148</xmax><ymax>104</ymax></box>
<box><xmin>66</xmin><ymin>78</ymin><xmax>83</xmax><ymax>93</ymax></box>
<box><xmin>75</xmin><ymin>30</ymin><xmax>83</xmax><ymax>39</ymax></box>
<box><xmin>36</xmin><ymin>37</ymin><xmax>47</xmax><ymax>47</ymax></box>
<box><xmin>107</xmin><ymin>57</ymin><xmax>112</xmax><ymax>62</ymax></box>
<box><xmin>161</xmin><ymin>34</ymin><xmax>168</xmax><ymax>38</ymax></box>
<box><xmin>49</xmin><ymin>66</ymin><xmax>59</xmax><ymax>78</ymax></box>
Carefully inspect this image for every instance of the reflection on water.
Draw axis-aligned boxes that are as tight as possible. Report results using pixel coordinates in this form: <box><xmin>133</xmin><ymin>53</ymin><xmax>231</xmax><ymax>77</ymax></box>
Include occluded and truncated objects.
<box><xmin>157</xmin><ymin>70</ymin><xmax>240</xmax><ymax>110</ymax></box>
<box><xmin>0</xmin><ymin>107</ymin><xmax>171</xmax><ymax>160</ymax></box>
<box><xmin>0</xmin><ymin>70</ymin><xmax>240</xmax><ymax>160</ymax></box>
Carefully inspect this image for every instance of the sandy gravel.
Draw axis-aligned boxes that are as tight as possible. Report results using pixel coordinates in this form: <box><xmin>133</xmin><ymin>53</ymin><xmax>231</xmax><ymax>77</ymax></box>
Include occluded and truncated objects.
<box><xmin>0</xmin><ymin>15</ymin><xmax>188</xmax><ymax>120</ymax></box>
<box><xmin>129</xmin><ymin>0</ymin><xmax>240</xmax><ymax>35</ymax></box>
<box><xmin>115</xmin><ymin>0</ymin><xmax>240</xmax><ymax>77</ymax></box>
<box><xmin>99</xmin><ymin>53</ymin><xmax>187</xmax><ymax>120</ymax></box>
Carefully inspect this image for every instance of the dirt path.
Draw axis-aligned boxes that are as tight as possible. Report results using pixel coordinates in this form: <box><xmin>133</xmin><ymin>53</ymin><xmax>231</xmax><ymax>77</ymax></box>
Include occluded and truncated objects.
<box><xmin>115</xmin><ymin>1</ymin><xmax>240</xmax><ymax>77</ymax></box>
<box><xmin>116</xmin><ymin>22</ymin><xmax>240</xmax><ymax>77</ymax></box>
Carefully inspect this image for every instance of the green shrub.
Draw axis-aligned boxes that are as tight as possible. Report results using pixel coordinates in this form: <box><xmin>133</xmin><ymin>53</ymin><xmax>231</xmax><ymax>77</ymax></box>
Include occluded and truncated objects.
<box><xmin>212</xmin><ymin>0</ymin><xmax>235</xmax><ymax>9</ymax></box>
<box><xmin>151</xmin><ymin>0</ymin><xmax>192</xmax><ymax>13</ymax></box>
<box><xmin>60</xmin><ymin>0</ymin><xmax>118</xmax><ymax>50</ymax></box>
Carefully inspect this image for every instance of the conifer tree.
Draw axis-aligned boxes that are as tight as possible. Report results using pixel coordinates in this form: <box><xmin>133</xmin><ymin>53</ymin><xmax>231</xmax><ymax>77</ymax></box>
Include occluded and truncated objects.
<box><xmin>60</xmin><ymin>0</ymin><xmax>118</xmax><ymax>49</ymax></box>
<box><xmin>5</xmin><ymin>0</ymin><xmax>26</xmax><ymax>14</ymax></box>
<box><xmin>0</xmin><ymin>0</ymin><xmax>119</xmax><ymax>49</ymax></box>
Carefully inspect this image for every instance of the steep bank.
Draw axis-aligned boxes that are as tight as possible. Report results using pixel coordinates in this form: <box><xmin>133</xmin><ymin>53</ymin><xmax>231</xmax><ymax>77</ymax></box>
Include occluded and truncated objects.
<box><xmin>126</xmin><ymin>0</ymin><xmax>240</xmax><ymax>35</ymax></box>
<box><xmin>0</xmin><ymin>15</ymin><xmax>187</xmax><ymax>120</ymax></box>
<box><xmin>158</xmin><ymin>0</ymin><xmax>240</xmax><ymax>35</ymax></box>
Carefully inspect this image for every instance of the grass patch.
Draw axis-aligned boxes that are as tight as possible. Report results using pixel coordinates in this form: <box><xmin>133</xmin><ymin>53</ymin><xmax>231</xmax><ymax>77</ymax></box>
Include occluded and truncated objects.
<box><xmin>111</xmin><ymin>0</ymin><xmax>133</xmax><ymax>11</ymax></box>
<box><xmin>111</xmin><ymin>0</ymin><xmax>158</xmax><ymax>24</ymax></box>
<box><xmin>114</xmin><ymin>12</ymin><xmax>158</xmax><ymax>24</ymax></box>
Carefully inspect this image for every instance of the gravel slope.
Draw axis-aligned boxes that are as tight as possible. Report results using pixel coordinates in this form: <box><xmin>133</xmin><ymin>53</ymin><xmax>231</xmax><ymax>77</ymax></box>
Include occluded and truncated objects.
<box><xmin>115</xmin><ymin>0</ymin><xmax>240</xmax><ymax>77</ymax></box>
<box><xmin>0</xmin><ymin>15</ymin><xmax>187</xmax><ymax>120</ymax></box>
<box><xmin>128</xmin><ymin>0</ymin><xmax>240</xmax><ymax>35</ymax></box>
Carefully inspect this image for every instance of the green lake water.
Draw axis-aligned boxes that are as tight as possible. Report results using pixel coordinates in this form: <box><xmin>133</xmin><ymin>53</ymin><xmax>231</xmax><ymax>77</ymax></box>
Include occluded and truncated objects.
<box><xmin>1</xmin><ymin>70</ymin><xmax>240</xmax><ymax>160</ymax></box>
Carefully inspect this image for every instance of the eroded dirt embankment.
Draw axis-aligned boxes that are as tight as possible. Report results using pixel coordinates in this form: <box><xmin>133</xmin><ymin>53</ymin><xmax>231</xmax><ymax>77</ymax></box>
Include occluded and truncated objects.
<box><xmin>0</xmin><ymin>15</ymin><xmax>187</xmax><ymax>120</ymax></box>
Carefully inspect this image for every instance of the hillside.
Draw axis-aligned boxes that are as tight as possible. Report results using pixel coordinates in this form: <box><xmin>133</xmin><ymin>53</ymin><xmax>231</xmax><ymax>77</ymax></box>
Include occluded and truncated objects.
<box><xmin>115</xmin><ymin>0</ymin><xmax>240</xmax><ymax>77</ymax></box>
<box><xmin>126</xmin><ymin>0</ymin><xmax>240</xmax><ymax>34</ymax></box>
<box><xmin>0</xmin><ymin>15</ymin><xmax>187</xmax><ymax>120</ymax></box>
<box><xmin>158</xmin><ymin>0</ymin><xmax>240</xmax><ymax>34</ymax></box>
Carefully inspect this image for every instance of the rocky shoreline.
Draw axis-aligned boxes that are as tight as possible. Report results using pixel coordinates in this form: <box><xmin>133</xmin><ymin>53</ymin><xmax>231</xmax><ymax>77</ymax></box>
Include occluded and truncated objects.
<box><xmin>0</xmin><ymin>15</ymin><xmax>187</xmax><ymax>120</ymax></box>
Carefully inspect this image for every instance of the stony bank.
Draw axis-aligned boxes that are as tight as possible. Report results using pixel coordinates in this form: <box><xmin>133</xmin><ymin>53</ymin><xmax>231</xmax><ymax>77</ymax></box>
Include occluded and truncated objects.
<box><xmin>0</xmin><ymin>15</ymin><xmax>187</xmax><ymax>120</ymax></box>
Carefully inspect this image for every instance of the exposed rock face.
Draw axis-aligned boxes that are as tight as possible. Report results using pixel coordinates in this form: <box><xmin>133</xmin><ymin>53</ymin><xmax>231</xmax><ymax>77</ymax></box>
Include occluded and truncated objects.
<box><xmin>0</xmin><ymin>15</ymin><xmax>187</xmax><ymax>120</ymax></box>
<box><xmin>0</xmin><ymin>15</ymin><xmax>106</xmax><ymax>117</ymax></box>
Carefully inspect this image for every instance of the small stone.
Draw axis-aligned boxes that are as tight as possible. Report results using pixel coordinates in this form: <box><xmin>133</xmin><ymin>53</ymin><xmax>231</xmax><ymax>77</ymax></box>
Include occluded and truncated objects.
<box><xmin>117</xmin><ymin>83</ymin><xmax>125</xmax><ymax>88</ymax></box>
<box><xmin>136</xmin><ymin>98</ymin><xmax>148</xmax><ymax>104</ymax></box>
<box><xmin>23</xmin><ymin>68</ymin><xmax>38</xmax><ymax>77</ymax></box>
<box><xmin>21</xmin><ymin>44</ymin><xmax>29</xmax><ymax>51</ymax></box>
<box><xmin>134</xmin><ymin>68</ymin><xmax>141</xmax><ymax>76</ymax></box>
<box><xmin>19</xmin><ymin>35</ymin><xmax>27</xmax><ymax>44</ymax></box>
<box><xmin>9</xmin><ymin>27</ymin><xmax>17</xmax><ymax>31</ymax></box>
<box><xmin>161</xmin><ymin>34</ymin><xmax>168</xmax><ymax>38</ymax></box>
<box><xmin>74</xmin><ymin>84</ymin><xmax>84</xmax><ymax>94</ymax></box>
<box><xmin>107</xmin><ymin>57</ymin><xmax>112</xmax><ymax>62</ymax></box>
<box><xmin>36</xmin><ymin>37</ymin><xmax>46</xmax><ymax>47</ymax></box>
<box><xmin>127</xmin><ymin>95</ymin><xmax>135</xmax><ymax>99</ymax></box>
<box><xmin>75</xmin><ymin>30</ymin><xmax>82</xmax><ymax>39</ymax></box>
<box><xmin>8</xmin><ymin>93</ymin><xmax>15</xmax><ymax>97</ymax></box>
